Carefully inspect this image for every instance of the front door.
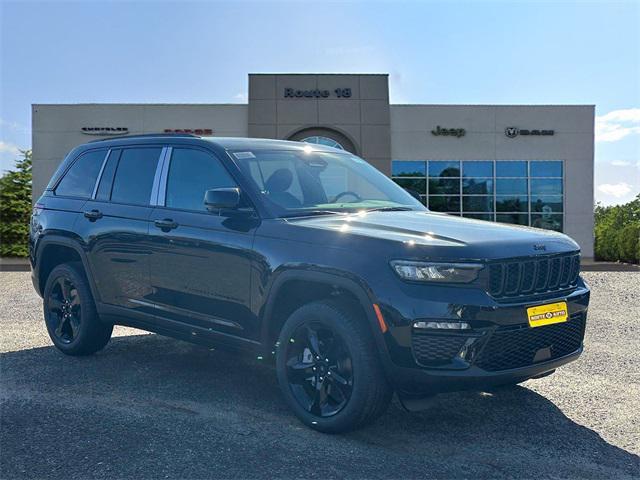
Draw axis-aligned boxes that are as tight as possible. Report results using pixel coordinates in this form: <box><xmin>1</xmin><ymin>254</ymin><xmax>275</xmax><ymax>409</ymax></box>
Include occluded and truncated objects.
<box><xmin>147</xmin><ymin>146</ymin><xmax>260</xmax><ymax>342</ymax></box>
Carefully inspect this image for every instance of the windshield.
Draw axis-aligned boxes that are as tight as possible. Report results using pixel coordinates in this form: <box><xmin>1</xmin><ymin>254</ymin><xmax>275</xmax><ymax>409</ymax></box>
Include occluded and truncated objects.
<box><xmin>231</xmin><ymin>149</ymin><xmax>426</xmax><ymax>217</ymax></box>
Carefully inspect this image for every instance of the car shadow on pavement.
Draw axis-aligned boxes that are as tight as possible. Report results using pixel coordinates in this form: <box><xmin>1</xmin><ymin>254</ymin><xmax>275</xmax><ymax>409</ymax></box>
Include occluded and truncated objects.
<box><xmin>2</xmin><ymin>333</ymin><xmax>639</xmax><ymax>479</ymax></box>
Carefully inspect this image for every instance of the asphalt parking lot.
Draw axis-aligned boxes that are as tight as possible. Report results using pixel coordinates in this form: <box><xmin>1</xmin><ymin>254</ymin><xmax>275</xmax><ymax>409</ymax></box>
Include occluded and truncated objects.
<box><xmin>1</xmin><ymin>271</ymin><xmax>639</xmax><ymax>479</ymax></box>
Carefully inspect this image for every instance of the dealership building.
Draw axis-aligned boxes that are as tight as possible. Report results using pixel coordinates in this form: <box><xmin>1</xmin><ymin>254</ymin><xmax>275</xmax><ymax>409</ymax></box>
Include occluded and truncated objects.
<box><xmin>32</xmin><ymin>73</ymin><xmax>595</xmax><ymax>257</ymax></box>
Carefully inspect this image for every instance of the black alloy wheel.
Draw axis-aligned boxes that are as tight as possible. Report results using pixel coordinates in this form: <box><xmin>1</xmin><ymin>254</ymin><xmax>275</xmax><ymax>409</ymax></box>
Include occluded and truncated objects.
<box><xmin>284</xmin><ymin>323</ymin><xmax>354</xmax><ymax>417</ymax></box>
<box><xmin>47</xmin><ymin>276</ymin><xmax>81</xmax><ymax>344</ymax></box>
<box><xmin>43</xmin><ymin>262</ymin><xmax>113</xmax><ymax>356</ymax></box>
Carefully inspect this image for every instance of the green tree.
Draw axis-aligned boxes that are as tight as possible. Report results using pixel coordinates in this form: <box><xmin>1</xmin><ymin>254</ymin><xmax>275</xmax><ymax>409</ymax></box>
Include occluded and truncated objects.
<box><xmin>594</xmin><ymin>193</ymin><xmax>640</xmax><ymax>263</ymax></box>
<box><xmin>0</xmin><ymin>149</ymin><xmax>32</xmax><ymax>257</ymax></box>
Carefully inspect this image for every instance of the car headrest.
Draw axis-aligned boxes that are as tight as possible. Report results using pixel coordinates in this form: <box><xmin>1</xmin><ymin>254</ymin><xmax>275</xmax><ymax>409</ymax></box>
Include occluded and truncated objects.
<box><xmin>265</xmin><ymin>168</ymin><xmax>294</xmax><ymax>193</ymax></box>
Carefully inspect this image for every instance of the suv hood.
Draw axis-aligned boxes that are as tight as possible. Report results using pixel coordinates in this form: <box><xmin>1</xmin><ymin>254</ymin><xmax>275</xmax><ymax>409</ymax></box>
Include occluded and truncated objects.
<box><xmin>287</xmin><ymin>211</ymin><xmax>579</xmax><ymax>260</ymax></box>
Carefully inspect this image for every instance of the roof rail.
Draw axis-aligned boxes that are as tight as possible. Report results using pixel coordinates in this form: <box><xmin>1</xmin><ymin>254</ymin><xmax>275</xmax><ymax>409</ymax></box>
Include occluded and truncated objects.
<box><xmin>88</xmin><ymin>133</ymin><xmax>200</xmax><ymax>143</ymax></box>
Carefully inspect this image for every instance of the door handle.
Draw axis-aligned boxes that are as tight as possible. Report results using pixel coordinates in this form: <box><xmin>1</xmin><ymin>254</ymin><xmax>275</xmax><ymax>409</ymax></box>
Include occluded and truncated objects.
<box><xmin>84</xmin><ymin>209</ymin><xmax>103</xmax><ymax>221</ymax></box>
<box><xmin>154</xmin><ymin>218</ymin><xmax>178</xmax><ymax>230</ymax></box>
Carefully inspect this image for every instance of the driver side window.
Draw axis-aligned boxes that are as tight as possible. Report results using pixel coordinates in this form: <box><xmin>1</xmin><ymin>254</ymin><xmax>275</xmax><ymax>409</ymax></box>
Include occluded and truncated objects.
<box><xmin>165</xmin><ymin>148</ymin><xmax>236</xmax><ymax>212</ymax></box>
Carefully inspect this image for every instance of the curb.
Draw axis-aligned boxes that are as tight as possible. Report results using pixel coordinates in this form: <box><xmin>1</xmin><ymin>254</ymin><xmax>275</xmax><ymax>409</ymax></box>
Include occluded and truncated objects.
<box><xmin>0</xmin><ymin>258</ymin><xmax>30</xmax><ymax>272</ymax></box>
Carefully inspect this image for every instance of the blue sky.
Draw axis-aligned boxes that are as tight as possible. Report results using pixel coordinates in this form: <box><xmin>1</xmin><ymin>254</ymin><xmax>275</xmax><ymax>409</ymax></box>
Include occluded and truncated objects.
<box><xmin>1</xmin><ymin>0</ymin><xmax>638</xmax><ymax>205</ymax></box>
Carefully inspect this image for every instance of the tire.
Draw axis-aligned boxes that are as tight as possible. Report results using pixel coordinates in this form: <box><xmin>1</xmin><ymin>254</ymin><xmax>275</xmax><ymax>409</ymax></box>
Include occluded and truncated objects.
<box><xmin>43</xmin><ymin>262</ymin><xmax>113</xmax><ymax>356</ymax></box>
<box><xmin>276</xmin><ymin>300</ymin><xmax>392</xmax><ymax>433</ymax></box>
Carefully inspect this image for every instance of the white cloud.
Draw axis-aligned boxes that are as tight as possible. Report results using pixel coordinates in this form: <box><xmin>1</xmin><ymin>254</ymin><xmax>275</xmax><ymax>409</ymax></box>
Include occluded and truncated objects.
<box><xmin>595</xmin><ymin>108</ymin><xmax>640</xmax><ymax>142</ymax></box>
<box><xmin>233</xmin><ymin>92</ymin><xmax>248</xmax><ymax>103</ymax></box>
<box><xmin>597</xmin><ymin>182</ymin><xmax>633</xmax><ymax>198</ymax></box>
<box><xmin>0</xmin><ymin>141</ymin><xmax>21</xmax><ymax>155</ymax></box>
<box><xmin>610</xmin><ymin>160</ymin><xmax>631</xmax><ymax>167</ymax></box>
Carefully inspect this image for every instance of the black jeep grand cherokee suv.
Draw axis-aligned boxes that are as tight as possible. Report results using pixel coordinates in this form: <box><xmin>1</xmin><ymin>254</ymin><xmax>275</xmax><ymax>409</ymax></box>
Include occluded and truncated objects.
<box><xmin>31</xmin><ymin>134</ymin><xmax>590</xmax><ymax>432</ymax></box>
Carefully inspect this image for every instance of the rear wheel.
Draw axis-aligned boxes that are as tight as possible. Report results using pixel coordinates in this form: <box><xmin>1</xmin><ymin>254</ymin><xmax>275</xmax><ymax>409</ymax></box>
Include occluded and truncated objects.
<box><xmin>276</xmin><ymin>300</ymin><xmax>392</xmax><ymax>433</ymax></box>
<box><xmin>43</xmin><ymin>262</ymin><xmax>112</xmax><ymax>356</ymax></box>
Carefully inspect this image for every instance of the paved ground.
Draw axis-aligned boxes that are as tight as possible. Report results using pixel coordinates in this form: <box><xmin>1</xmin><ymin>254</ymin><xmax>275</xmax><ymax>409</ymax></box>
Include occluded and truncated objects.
<box><xmin>1</xmin><ymin>271</ymin><xmax>639</xmax><ymax>479</ymax></box>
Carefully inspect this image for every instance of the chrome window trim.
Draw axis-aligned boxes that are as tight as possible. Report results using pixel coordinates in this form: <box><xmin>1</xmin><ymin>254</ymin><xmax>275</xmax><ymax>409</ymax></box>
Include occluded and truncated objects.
<box><xmin>156</xmin><ymin>147</ymin><xmax>172</xmax><ymax>207</ymax></box>
<box><xmin>150</xmin><ymin>147</ymin><xmax>170</xmax><ymax>206</ymax></box>
<box><xmin>91</xmin><ymin>149</ymin><xmax>112</xmax><ymax>200</ymax></box>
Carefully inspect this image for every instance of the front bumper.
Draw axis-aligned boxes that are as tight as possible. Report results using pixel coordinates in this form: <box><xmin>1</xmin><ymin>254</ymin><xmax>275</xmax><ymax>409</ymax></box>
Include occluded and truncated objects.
<box><xmin>378</xmin><ymin>282</ymin><xmax>590</xmax><ymax>395</ymax></box>
<box><xmin>392</xmin><ymin>347</ymin><xmax>582</xmax><ymax>396</ymax></box>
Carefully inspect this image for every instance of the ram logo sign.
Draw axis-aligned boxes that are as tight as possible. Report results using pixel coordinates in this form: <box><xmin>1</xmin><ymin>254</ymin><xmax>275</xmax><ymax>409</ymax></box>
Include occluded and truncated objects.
<box><xmin>505</xmin><ymin>127</ymin><xmax>554</xmax><ymax>138</ymax></box>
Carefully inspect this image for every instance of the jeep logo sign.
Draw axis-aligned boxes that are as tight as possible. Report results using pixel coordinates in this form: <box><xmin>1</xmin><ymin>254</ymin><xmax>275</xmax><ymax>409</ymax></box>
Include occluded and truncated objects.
<box><xmin>431</xmin><ymin>126</ymin><xmax>466</xmax><ymax>138</ymax></box>
<box><xmin>505</xmin><ymin>127</ymin><xmax>554</xmax><ymax>138</ymax></box>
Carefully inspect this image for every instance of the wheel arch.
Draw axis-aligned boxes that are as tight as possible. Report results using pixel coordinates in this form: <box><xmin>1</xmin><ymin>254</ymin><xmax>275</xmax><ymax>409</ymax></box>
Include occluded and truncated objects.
<box><xmin>260</xmin><ymin>269</ymin><xmax>392</xmax><ymax>369</ymax></box>
<box><xmin>34</xmin><ymin>235</ymin><xmax>99</xmax><ymax>302</ymax></box>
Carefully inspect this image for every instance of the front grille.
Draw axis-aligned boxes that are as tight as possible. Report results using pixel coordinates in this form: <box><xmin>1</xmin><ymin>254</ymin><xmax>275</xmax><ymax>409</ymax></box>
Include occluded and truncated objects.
<box><xmin>412</xmin><ymin>333</ymin><xmax>468</xmax><ymax>366</ymax></box>
<box><xmin>488</xmin><ymin>253</ymin><xmax>580</xmax><ymax>299</ymax></box>
<box><xmin>475</xmin><ymin>313</ymin><xmax>586</xmax><ymax>371</ymax></box>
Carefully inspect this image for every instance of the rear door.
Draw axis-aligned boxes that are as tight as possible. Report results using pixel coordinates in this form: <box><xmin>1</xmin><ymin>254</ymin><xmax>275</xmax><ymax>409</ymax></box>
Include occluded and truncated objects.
<box><xmin>77</xmin><ymin>146</ymin><xmax>163</xmax><ymax>314</ymax></box>
<box><xmin>147</xmin><ymin>145</ymin><xmax>260</xmax><ymax>341</ymax></box>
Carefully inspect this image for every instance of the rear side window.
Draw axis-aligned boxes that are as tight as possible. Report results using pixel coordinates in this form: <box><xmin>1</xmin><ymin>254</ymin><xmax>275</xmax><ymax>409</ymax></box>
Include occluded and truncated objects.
<box><xmin>55</xmin><ymin>149</ymin><xmax>106</xmax><ymax>198</ymax></box>
<box><xmin>110</xmin><ymin>147</ymin><xmax>162</xmax><ymax>205</ymax></box>
<box><xmin>165</xmin><ymin>148</ymin><xmax>236</xmax><ymax>211</ymax></box>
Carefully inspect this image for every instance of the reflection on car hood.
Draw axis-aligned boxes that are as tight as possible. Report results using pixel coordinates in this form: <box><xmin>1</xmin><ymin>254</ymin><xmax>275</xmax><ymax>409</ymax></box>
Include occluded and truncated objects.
<box><xmin>287</xmin><ymin>210</ymin><xmax>579</xmax><ymax>254</ymax></box>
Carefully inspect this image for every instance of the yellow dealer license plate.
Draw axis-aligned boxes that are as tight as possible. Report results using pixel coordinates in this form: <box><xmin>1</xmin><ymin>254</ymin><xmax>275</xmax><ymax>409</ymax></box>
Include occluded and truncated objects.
<box><xmin>527</xmin><ymin>301</ymin><xmax>568</xmax><ymax>328</ymax></box>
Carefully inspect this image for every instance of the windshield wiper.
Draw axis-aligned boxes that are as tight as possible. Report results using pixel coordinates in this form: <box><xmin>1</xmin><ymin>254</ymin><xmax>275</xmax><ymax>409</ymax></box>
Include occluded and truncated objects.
<box><xmin>366</xmin><ymin>206</ymin><xmax>415</xmax><ymax>212</ymax></box>
<box><xmin>280</xmin><ymin>210</ymin><xmax>346</xmax><ymax>219</ymax></box>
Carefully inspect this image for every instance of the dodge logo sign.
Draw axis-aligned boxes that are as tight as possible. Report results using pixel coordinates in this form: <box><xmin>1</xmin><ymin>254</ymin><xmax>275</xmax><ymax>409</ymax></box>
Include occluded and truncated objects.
<box><xmin>164</xmin><ymin>129</ymin><xmax>213</xmax><ymax>135</ymax></box>
<box><xmin>505</xmin><ymin>127</ymin><xmax>554</xmax><ymax>138</ymax></box>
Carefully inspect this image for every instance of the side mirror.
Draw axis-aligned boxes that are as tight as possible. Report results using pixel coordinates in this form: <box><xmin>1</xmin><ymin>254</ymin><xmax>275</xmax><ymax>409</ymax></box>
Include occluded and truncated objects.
<box><xmin>204</xmin><ymin>188</ymin><xmax>241</xmax><ymax>211</ymax></box>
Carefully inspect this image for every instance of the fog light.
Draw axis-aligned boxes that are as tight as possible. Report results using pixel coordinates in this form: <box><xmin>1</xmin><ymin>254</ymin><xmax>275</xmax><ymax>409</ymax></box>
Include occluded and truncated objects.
<box><xmin>413</xmin><ymin>321</ymin><xmax>471</xmax><ymax>330</ymax></box>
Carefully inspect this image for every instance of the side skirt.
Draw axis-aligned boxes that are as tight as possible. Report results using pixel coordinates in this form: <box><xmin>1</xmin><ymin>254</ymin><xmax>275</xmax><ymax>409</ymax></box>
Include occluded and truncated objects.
<box><xmin>97</xmin><ymin>303</ymin><xmax>263</xmax><ymax>355</ymax></box>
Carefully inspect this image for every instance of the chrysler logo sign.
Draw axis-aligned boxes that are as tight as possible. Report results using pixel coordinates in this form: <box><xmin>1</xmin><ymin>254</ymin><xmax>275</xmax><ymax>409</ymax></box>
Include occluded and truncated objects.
<box><xmin>505</xmin><ymin>127</ymin><xmax>554</xmax><ymax>138</ymax></box>
<box><xmin>81</xmin><ymin>127</ymin><xmax>128</xmax><ymax>136</ymax></box>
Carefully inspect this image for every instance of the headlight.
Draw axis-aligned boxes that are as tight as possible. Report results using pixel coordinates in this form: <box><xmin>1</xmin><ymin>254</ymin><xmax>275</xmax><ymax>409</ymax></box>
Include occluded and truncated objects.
<box><xmin>390</xmin><ymin>261</ymin><xmax>483</xmax><ymax>283</ymax></box>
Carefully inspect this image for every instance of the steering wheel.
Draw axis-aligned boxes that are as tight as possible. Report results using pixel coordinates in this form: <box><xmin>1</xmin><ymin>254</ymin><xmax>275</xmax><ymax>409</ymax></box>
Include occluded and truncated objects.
<box><xmin>331</xmin><ymin>191</ymin><xmax>363</xmax><ymax>203</ymax></box>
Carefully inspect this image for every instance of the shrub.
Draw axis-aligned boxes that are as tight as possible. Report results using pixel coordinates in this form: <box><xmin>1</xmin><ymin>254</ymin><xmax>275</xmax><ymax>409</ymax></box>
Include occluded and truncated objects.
<box><xmin>594</xmin><ymin>194</ymin><xmax>640</xmax><ymax>264</ymax></box>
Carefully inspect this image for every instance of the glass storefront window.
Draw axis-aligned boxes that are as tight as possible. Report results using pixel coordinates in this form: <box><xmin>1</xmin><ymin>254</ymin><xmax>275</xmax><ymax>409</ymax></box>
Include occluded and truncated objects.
<box><xmin>463</xmin><ymin>196</ymin><xmax>493</xmax><ymax>212</ymax></box>
<box><xmin>463</xmin><ymin>161</ymin><xmax>493</xmax><ymax>177</ymax></box>
<box><xmin>496</xmin><ymin>195</ymin><xmax>529</xmax><ymax>212</ymax></box>
<box><xmin>496</xmin><ymin>178</ymin><xmax>528</xmax><ymax>195</ymax></box>
<box><xmin>462</xmin><ymin>178</ymin><xmax>493</xmax><ymax>194</ymax></box>
<box><xmin>496</xmin><ymin>161</ymin><xmax>527</xmax><ymax>177</ymax></box>
<box><xmin>392</xmin><ymin>159</ymin><xmax>564</xmax><ymax>232</ymax></box>
<box><xmin>496</xmin><ymin>213</ymin><xmax>529</xmax><ymax>226</ymax></box>
<box><xmin>531</xmin><ymin>178</ymin><xmax>563</xmax><ymax>195</ymax></box>
<box><xmin>531</xmin><ymin>195</ymin><xmax>563</xmax><ymax>213</ymax></box>
<box><xmin>394</xmin><ymin>178</ymin><xmax>427</xmax><ymax>195</ymax></box>
<box><xmin>392</xmin><ymin>161</ymin><xmax>426</xmax><ymax>177</ymax></box>
<box><xmin>531</xmin><ymin>161</ymin><xmax>562</xmax><ymax>177</ymax></box>
<box><xmin>464</xmin><ymin>213</ymin><xmax>494</xmax><ymax>221</ymax></box>
<box><xmin>532</xmin><ymin>213</ymin><xmax>563</xmax><ymax>232</ymax></box>
<box><xmin>429</xmin><ymin>178</ymin><xmax>460</xmax><ymax>195</ymax></box>
<box><xmin>429</xmin><ymin>161</ymin><xmax>460</xmax><ymax>177</ymax></box>
<box><xmin>428</xmin><ymin>195</ymin><xmax>460</xmax><ymax>213</ymax></box>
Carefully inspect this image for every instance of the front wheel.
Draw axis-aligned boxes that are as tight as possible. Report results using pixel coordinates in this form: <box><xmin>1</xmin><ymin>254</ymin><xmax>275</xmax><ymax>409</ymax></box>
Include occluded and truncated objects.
<box><xmin>276</xmin><ymin>300</ymin><xmax>392</xmax><ymax>433</ymax></box>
